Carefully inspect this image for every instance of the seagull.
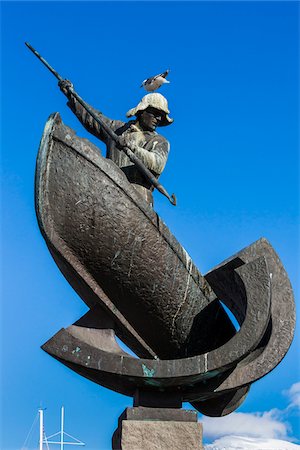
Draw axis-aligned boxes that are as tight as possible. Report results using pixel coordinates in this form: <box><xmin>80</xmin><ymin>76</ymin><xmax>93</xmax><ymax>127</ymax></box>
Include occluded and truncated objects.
<box><xmin>141</xmin><ymin>69</ymin><xmax>170</xmax><ymax>92</ymax></box>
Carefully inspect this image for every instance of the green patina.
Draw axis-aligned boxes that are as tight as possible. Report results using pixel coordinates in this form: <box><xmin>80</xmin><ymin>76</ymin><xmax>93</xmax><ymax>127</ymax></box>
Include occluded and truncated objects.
<box><xmin>72</xmin><ymin>346</ymin><xmax>81</xmax><ymax>354</ymax></box>
<box><xmin>142</xmin><ymin>364</ymin><xmax>155</xmax><ymax>378</ymax></box>
<box><xmin>204</xmin><ymin>369</ymin><xmax>219</xmax><ymax>379</ymax></box>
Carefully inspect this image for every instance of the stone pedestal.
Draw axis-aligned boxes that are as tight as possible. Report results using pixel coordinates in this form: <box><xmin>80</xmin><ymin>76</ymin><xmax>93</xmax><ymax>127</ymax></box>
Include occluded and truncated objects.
<box><xmin>112</xmin><ymin>407</ymin><xmax>203</xmax><ymax>450</ymax></box>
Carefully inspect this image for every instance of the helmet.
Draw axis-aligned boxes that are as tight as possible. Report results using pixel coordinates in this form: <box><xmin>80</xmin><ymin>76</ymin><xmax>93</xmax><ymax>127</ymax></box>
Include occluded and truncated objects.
<box><xmin>126</xmin><ymin>93</ymin><xmax>173</xmax><ymax>127</ymax></box>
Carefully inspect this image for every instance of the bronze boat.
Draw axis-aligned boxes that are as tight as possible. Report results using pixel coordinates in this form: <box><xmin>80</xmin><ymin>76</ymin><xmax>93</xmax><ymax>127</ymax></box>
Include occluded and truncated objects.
<box><xmin>37</xmin><ymin>113</ymin><xmax>295</xmax><ymax>416</ymax></box>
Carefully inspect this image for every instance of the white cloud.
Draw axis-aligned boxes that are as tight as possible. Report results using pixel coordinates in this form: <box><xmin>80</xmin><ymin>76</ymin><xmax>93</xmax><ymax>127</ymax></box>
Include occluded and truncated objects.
<box><xmin>201</xmin><ymin>381</ymin><xmax>300</xmax><ymax>445</ymax></box>
<box><xmin>202</xmin><ymin>409</ymin><xmax>289</xmax><ymax>440</ymax></box>
<box><xmin>285</xmin><ymin>382</ymin><xmax>300</xmax><ymax>410</ymax></box>
<box><xmin>205</xmin><ymin>435</ymin><xmax>300</xmax><ymax>450</ymax></box>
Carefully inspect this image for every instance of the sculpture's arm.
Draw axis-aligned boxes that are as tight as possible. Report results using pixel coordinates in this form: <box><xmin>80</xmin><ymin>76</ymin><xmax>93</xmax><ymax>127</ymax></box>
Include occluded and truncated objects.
<box><xmin>120</xmin><ymin>135</ymin><xmax>170</xmax><ymax>175</ymax></box>
<box><xmin>66</xmin><ymin>95</ymin><xmax>124</xmax><ymax>143</ymax></box>
<box><xmin>134</xmin><ymin>139</ymin><xmax>169</xmax><ymax>174</ymax></box>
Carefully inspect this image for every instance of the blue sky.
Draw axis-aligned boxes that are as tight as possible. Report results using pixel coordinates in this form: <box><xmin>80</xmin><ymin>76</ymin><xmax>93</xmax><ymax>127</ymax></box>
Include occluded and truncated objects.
<box><xmin>1</xmin><ymin>1</ymin><xmax>299</xmax><ymax>449</ymax></box>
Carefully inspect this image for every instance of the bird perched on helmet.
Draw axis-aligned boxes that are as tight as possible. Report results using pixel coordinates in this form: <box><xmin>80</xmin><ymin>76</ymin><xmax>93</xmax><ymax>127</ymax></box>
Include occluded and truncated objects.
<box><xmin>141</xmin><ymin>70</ymin><xmax>170</xmax><ymax>92</ymax></box>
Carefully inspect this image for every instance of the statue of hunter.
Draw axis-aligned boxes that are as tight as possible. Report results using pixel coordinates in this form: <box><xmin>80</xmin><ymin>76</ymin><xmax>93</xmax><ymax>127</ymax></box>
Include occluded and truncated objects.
<box><xmin>59</xmin><ymin>80</ymin><xmax>173</xmax><ymax>206</ymax></box>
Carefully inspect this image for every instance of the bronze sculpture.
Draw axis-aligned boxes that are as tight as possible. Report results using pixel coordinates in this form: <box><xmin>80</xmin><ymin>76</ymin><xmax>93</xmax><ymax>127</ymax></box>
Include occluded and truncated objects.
<box><xmin>59</xmin><ymin>78</ymin><xmax>173</xmax><ymax>206</ymax></box>
<box><xmin>28</xmin><ymin>43</ymin><xmax>295</xmax><ymax>448</ymax></box>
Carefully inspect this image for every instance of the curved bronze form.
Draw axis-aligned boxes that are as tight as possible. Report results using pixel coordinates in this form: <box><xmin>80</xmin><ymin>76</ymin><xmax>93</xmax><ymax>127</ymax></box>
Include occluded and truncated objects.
<box><xmin>37</xmin><ymin>113</ymin><xmax>295</xmax><ymax>417</ymax></box>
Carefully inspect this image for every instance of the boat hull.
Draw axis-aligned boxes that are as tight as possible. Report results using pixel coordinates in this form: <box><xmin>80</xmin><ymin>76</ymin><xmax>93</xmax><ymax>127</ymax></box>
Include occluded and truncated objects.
<box><xmin>37</xmin><ymin>113</ymin><xmax>295</xmax><ymax>417</ymax></box>
<box><xmin>36</xmin><ymin>113</ymin><xmax>235</xmax><ymax>359</ymax></box>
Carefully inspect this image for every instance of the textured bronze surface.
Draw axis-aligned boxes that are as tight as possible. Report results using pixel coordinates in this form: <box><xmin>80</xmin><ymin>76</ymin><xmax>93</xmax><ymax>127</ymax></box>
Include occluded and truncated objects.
<box><xmin>36</xmin><ymin>113</ymin><xmax>232</xmax><ymax>359</ymax></box>
<box><xmin>37</xmin><ymin>114</ymin><xmax>295</xmax><ymax>417</ymax></box>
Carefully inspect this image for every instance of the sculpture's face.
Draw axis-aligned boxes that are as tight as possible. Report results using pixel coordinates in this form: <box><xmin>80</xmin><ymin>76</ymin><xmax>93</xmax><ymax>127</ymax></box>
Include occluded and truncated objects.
<box><xmin>138</xmin><ymin>108</ymin><xmax>163</xmax><ymax>131</ymax></box>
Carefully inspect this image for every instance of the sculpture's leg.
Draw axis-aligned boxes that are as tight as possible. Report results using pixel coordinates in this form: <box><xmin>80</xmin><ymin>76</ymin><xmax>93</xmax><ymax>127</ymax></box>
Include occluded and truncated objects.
<box><xmin>112</xmin><ymin>407</ymin><xmax>204</xmax><ymax>450</ymax></box>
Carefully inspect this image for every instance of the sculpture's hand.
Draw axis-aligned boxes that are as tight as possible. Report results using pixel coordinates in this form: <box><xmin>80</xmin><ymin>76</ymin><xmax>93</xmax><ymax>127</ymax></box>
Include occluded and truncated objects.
<box><xmin>58</xmin><ymin>79</ymin><xmax>73</xmax><ymax>96</ymax></box>
<box><xmin>116</xmin><ymin>135</ymin><xmax>135</xmax><ymax>151</ymax></box>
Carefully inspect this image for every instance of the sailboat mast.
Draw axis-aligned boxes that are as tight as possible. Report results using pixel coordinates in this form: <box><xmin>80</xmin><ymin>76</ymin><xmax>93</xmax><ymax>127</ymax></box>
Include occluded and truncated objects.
<box><xmin>39</xmin><ymin>409</ymin><xmax>44</xmax><ymax>450</ymax></box>
<box><xmin>34</xmin><ymin>405</ymin><xmax>84</xmax><ymax>448</ymax></box>
<box><xmin>60</xmin><ymin>406</ymin><xmax>64</xmax><ymax>450</ymax></box>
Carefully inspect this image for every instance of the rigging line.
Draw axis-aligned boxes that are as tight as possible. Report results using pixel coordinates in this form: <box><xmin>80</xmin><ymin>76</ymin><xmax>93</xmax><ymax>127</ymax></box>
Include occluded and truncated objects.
<box><xmin>44</xmin><ymin>429</ymin><xmax>50</xmax><ymax>450</ymax></box>
<box><xmin>21</xmin><ymin>411</ymin><xmax>39</xmax><ymax>449</ymax></box>
<box><xmin>63</xmin><ymin>432</ymin><xmax>85</xmax><ymax>443</ymax></box>
<box><xmin>46</xmin><ymin>431</ymin><xmax>60</xmax><ymax>439</ymax></box>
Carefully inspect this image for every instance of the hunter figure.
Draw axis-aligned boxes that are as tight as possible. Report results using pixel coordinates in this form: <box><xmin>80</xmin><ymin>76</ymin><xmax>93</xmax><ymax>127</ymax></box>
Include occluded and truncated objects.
<box><xmin>59</xmin><ymin>80</ymin><xmax>173</xmax><ymax>206</ymax></box>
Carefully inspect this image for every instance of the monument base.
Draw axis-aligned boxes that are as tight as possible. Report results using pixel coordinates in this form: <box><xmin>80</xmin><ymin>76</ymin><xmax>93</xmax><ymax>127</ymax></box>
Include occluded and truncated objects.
<box><xmin>112</xmin><ymin>407</ymin><xmax>203</xmax><ymax>450</ymax></box>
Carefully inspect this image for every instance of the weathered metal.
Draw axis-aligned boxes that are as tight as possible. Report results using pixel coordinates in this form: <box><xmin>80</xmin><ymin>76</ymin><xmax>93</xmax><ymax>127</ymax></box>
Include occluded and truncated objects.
<box><xmin>36</xmin><ymin>113</ymin><xmax>295</xmax><ymax>417</ymax></box>
<box><xmin>36</xmin><ymin>113</ymin><xmax>234</xmax><ymax>359</ymax></box>
<box><xmin>26</xmin><ymin>42</ymin><xmax>176</xmax><ymax>205</ymax></box>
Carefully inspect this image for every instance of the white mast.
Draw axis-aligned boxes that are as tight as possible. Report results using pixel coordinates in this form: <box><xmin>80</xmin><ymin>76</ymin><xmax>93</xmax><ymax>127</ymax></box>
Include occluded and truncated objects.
<box><xmin>40</xmin><ymin>406</ymin><xmax>85</xmax><ymax>448</ymax></box>
<box><xmin>39</xmin><ymin>409</ymin><xmax>44</xmax><ymax>450</ymax></box>
<box><xmin>60</xmin><ymin>406</ymin><xmax>64</xmax><ymax>450</ymax></box>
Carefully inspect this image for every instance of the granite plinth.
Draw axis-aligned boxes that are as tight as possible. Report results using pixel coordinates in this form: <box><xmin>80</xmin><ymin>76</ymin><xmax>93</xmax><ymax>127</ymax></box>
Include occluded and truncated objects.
<box><xmin>112</xmin><ymin>407</ymin><xmax>203</xmax><ymax>450</ymax></box>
